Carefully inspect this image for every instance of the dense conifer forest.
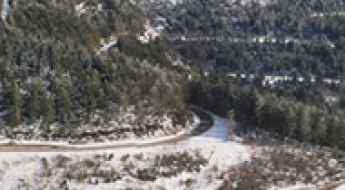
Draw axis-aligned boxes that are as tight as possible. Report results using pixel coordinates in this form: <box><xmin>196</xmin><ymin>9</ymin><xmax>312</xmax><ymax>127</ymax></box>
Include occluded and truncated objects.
<box><xmin>2</xmin><ymin>0</ymin><xmax>345</xmax><ymax>150</ymax></box>
<box><xmin>0</xmin><ymin>0</ymin><xmax>189</xmax><ymax>128</ymax></box>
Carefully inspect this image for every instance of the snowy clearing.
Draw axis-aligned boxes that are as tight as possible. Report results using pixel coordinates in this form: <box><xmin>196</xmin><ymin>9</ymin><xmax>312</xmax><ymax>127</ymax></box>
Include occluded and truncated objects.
<box><xmin>0</xmin><ymin>112</ymin><xmax>342</xmax><ymax>189</ymax></box>
<box><xmin>337</xmin><ymin>184</ymin><xmax>345</xmax><ymax>190</ymax></box>
<box><xmin>0</xmin><ymin>113</ymin><xmax>253</xmax><ymax>190</ymax></box>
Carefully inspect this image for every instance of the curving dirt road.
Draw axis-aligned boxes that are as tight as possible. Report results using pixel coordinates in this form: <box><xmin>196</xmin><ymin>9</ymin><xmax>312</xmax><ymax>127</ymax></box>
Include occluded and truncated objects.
<box><xmin>0</xmin><ymin>111</ymin><xmax>213</xmax><ymax>152</ymax></box>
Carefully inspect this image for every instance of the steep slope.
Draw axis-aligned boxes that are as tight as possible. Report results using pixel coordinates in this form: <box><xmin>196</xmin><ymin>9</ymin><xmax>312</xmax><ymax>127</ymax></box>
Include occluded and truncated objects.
<box><xmin>0</xmin><ymin>0</ymin><xmax>191</xmax><ymax>140</ymax></box>
<box><xmin>144</xmin><ymin>0</ymin><xmax>345</xmax><ymax>77</ymax></box>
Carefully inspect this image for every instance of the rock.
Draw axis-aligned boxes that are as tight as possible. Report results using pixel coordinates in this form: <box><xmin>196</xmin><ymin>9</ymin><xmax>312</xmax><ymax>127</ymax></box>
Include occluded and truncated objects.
<box><xmin>329</xmin><ymin>159</ymin><xmax>338</xmax><ymax>168</ymax></box>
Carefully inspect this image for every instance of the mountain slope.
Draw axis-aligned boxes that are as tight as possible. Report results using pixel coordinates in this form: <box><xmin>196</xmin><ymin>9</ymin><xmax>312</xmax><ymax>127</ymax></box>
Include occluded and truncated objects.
<box><xmin>0</xmin><ymin>0</ymin><xmax>190</xmax><ymax>132</ymax></box>
<box><xmin>144</xmin><ymin>0</ymin><xmax>345</xmax><ymax>77</ymax></box>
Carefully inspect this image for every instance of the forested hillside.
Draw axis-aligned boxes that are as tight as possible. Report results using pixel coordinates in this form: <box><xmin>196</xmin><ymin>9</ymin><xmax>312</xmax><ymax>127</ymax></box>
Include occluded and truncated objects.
<box><xmin>146</xmin><ymin>0</ymin><xmax>345</xmax><ymax>77</ymax></box>
<box><xmin>2</xmin><ymin>1</ymin><xmax>345</xmax><ymax>189</ymax></box>
<box><xmin>0</xmin><ymin>0</ymin><xmax>189</xmax><ymax>129</ymax></box>
<box><xmin>2</xmin><ymin>0</ymin><xmax>345</xmax><ymax>149</ymax></box>
<box><xmin>141</xmin><ymin>0</ymin><xmax>345</xmax><ymax>150</ymax></box>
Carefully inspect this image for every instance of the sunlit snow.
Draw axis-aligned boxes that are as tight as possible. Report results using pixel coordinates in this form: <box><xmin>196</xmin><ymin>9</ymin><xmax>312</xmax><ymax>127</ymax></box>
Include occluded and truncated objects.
<box><xmin>0</xmin><ymin>114</ymin><xmax>252</xmax><ymax>190</ymax></box>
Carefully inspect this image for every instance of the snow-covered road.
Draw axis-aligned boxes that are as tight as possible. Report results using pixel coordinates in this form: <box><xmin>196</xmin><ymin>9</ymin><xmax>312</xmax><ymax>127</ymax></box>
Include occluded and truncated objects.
<box><xmin>0</xmin><ymin>113</ymin><xmax>344</xmax><ymax>189</ymax></box>
<box><xmin>179</xmin><ymin>114</ymin><xmax>251</xmax><ymax>168</ymax></box>
<box><xmin>0</xmin><ymin>113</ymin><xmax>250</xmax><ymax>162</ymax></box>
<box><xmin>0</xmin><ymin>112</ymin><xmax>252</xmax><ymax>190</ymax></box>
<box><xmin>0</xmin><ymin>113</ymin><xmax>251</xmax><ymax>165</ymax></box>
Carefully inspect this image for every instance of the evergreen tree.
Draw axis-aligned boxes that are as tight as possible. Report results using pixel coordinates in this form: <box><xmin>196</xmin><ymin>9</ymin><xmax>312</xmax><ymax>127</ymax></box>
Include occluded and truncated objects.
<box><xmin>8</xmin><ymin>81</ymin><xmax>22</xmax><ymax>127</ymax></box>
<box><xmin>28</xmin><ymin>80</ymin><xmax>44</xmax><ymax>123</ymax></box>
<box><xmin>295</xmin><ymin>105</ymin><xmax>312</xmax><ymax>141</ymax></box>
<box><xmin>310</xmin><ymin>108</ymin><xmax>327</xmax><ymax>144</ymax></box>
<box><xmin>42</xmin><ymin>96</ymin><xmax>56</xmax><ymax>127</ymax></box>
<box><xmin>56</xmin><ymin>83</ymin><xmax>72</xmax><ymax>124</ymax></box>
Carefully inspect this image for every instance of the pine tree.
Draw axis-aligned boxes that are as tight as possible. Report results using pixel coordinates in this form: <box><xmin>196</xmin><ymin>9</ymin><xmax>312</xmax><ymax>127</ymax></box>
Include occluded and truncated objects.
<box><xmin>42</xmin><ymin>96</ymin><xmax>56</xmax><ymax>127</ymax></box>
<box><xmin>56</xmin><ymin>84</ymin><xmax>72</xmax><ymax>124</ymax></box>
<box><xmin>310</xmin><ymin>108</ymin><xmax>327</xmax><ymax>144</ymax></box>
<box><xmin>85</xmin><ymin>70</ymin><xmax>102</xmax><ymax>120</ymax></box>
<box><xmin>9</xmin><ymin>81</ymin><xmax>22</xmax><ymax>127</ymax></box>
<box><xmin>28</xmin><ymin>80</ymin><xmax>44</xmax><ymax>123</ymax></box>
<box><xmin>285</xmin><ymin>104</ymin><xmax>297</xmax><ymax>137</ymax></box>
<box><xmin>295</xmin><ymin>105</ymin><xmax>312</xmax><ymax>141</ymax></box>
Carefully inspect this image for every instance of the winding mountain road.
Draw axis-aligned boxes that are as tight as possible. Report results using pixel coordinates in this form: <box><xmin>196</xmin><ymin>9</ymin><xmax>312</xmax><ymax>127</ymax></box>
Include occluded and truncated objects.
<box><xmin>0</xmin><ymin>111</ymin><xmax>214</xmax><ymax>152</ymax></box>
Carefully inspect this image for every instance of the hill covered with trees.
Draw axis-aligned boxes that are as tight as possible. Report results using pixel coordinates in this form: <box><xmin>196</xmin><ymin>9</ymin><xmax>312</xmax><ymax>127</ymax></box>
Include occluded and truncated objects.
<box><xmin>146</xmin><ymin>0</ymin><xmax>345</xmax><ymax>78</ymax></box>
<box><xmin>139</xmin><ymin>0</ymin><xmax>345</xmax><ymax>151</ymax></box>
<box><xmin>0</xmin><ymin>0</ymin><xmax>190</xmax><ymax>134</ymax></box>
<box><xmin>2</xmin><ymin>0</ymin><xmax>345</xmax><ymax>150</ymax></box>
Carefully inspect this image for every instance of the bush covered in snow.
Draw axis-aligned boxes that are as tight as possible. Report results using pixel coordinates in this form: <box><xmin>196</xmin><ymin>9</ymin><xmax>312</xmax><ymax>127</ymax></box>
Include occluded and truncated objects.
<box><xmin>219</xmin><ymin>145</ymin><xmax>345</xmax><ymax>190</ymax></box>
<box><xmin>0</xmin><ymin>150</ymin><xmax>208</xmax><ymax>189</ymax></box>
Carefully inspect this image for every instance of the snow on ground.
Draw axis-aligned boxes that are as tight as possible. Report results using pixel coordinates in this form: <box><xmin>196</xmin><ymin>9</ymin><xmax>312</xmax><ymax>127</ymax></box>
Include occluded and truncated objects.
<box><xmin>335</xmin><ymin>182</ymin><xmax>345</xmax><ymax>190</ymax></box>
<box><xmin>1</xmin><ymin>0</ymin><xmax>11</xmax><ymax>21</ymax></box>
<box><xmin>74</xmin><ymin>1</ymin><xmax>103</xmax><ymax>16</ymax></box>
<box><xmin>0</xmin><ymin>114</ymin><xmax>198</xmax><ymax>148</ymax></box>
<box><xmin>0</xmin><ymin>114</ymin><xmax>253</xmax><ymax>190</ymax></box>
<box><xmin>138</xmin><ymin>20</ymin><xmax>161</xmax><ymax>44</ymax></box>
<box><xmin>311</xmin><ymin>12</ymin><xmax>345</xmax><ymax>18</ymax></box>
<box><xmin>2</xmin><ymin>113</ymin><xmax>339</xmax><ymax>190</ymax></box>
<box><xmin>0</xmin><ymin>106</ymin><xmax>193</xmax><ymax>145</ymax></box>
<box><xmin>75</xmin><ymin>2</ymin><xmax>87</xmax><ymax>16</ymax></box>
<box><xmin>150</xmin><ymin>0</ymin><xmax>273</xmax><ymax>6</ymax></box>
<box><xmin>180</xmin><ymin>114</ymin><xmax>251</xmax><ymax>168</ymax></box>
<box><xmin>97</xmin><ymin>36</ymin><xmax>119</xmax><ymax>54</ymax></box>
<box><xmin>269</xmin><ymin>184</ymin><xmax>317</xmax><ymax>190</ymax></box>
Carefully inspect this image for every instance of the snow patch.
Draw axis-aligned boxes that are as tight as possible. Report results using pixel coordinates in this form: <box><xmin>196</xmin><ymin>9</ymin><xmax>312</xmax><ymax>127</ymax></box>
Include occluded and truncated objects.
<box><xmin>97</xmin><ymin>36</ymin><xmax>119</xmax><ymax>54</ymax></box>
<box><xmin>138</xmin><ymin>20</ymin><xmax>161</xmax><ymax>44</ymax></box>
<box><xmin>269</xmin><ymin>184</ymin><xmax>317</xmax><ymax>190</ymax></box>
<box><xmin>75</xmin><ymin>2</ymin><xmax>87</xmax><ymax>16</ymax></box>
<box><xmin>1</xmin><ymin>0</ymin><xmax>12</xmax><ymax>21</ymax></box>
<box><xmin>337</xmin><ymin>184</ymin><xmax>345</xmax><ymax>190</ymax></box>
